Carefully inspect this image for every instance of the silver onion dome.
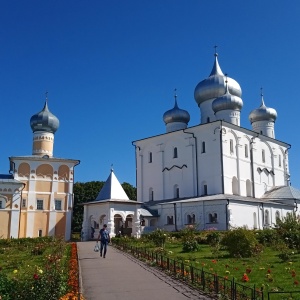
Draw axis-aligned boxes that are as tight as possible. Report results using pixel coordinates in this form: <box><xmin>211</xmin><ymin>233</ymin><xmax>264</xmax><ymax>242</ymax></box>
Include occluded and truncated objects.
<box><xmin>30</xmin><ymin>100</ymin><xmax>59</xmax><ymax>133</ymax></box>
<box><xmin>163</xmin><ymin>93</ymin><xmax>190</xmax><ymax>125</ymax></box>
<box><xmin>212</xmin><ymin>80</ymin><xmax>243</xmax><ymax>113</ymax></box>
<box><xmin>194</xmin><ymin>53</ymin><xmax>242</xmax><ymax>106</ymax></box>
<box><xmin>249</xmin><ymin>92</ymin><xmax>277</xmax><ymax>124</ymax></box>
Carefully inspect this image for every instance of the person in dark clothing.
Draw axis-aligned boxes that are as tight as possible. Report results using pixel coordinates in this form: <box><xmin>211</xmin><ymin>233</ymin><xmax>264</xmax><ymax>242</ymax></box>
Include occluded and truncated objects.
<box><xmin>97</xmin><ymin>224</ymin><xmax>110</xmax><ymax>258</ymax></box>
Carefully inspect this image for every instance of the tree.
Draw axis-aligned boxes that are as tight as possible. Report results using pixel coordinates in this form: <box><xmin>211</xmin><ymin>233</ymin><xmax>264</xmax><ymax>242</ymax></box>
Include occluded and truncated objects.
<box><xmin>122</xmin><ymin>182</ymin><xmax>137</xmax><ymax>201</ymax></box>
<box><xmin>71</xmin><ymin>181</ymin><xmax>137</xmax><ymax>232</ymax></box>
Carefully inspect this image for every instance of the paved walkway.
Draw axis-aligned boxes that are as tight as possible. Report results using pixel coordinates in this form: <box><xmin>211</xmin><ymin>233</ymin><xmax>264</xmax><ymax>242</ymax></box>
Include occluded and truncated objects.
<box><xmin>77</xmin><ymin>241</ymin><xmax>213</xmax><ymax>300</ymax></box>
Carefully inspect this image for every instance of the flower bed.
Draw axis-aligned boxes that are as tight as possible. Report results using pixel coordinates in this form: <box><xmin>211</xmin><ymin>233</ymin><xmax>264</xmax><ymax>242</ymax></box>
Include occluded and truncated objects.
<box><xmin>60</xmin><ymin>242</ymin><xmax>84</xmax><ymax>300</ymax></box>
<box><xmin>0</xmin><ymin>237</ymin><xmax>84</xmax><ymax>300</ymax></box>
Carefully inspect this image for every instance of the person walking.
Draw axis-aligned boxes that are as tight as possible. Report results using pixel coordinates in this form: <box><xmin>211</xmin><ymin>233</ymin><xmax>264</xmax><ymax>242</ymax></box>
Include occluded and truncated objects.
<box><xmin>97</xmin><ymin>224</ymin><xmax>110</xmax><ymax>258</ymax></box>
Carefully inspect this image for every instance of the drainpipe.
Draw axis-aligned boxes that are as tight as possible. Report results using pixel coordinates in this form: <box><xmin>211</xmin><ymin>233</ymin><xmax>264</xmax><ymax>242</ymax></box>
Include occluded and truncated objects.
<box><xmin>173</xmin><ymin>203</ymin><xmax>178</xmax><ymax>231</ymax></box>
<box><xmin>183</xmin><ymin>130</ymin><xmax>199</xmax><ymax>196</ymax></box>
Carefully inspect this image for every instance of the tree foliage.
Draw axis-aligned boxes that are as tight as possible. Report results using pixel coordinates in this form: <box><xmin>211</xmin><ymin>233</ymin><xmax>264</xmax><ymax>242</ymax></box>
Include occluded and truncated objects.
<box><xmin>221</xmin><ymin>227</ymin><xmax>261</xmax><ymax>258</ymax></box>
<box><xmin>274</xmin><ymin>212</ymin><xmax>300</xmax><ymax>250</ymax></box>
<box><xmin>71</xmin><ymin>181</ymin><xmax>137</xmax><ymax>232</ymax></box>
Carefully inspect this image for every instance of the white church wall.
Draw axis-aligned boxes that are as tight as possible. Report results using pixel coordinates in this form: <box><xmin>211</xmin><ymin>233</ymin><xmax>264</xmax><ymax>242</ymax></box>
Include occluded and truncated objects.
<box><xmin>238</xmin><ymin>135</ymin><xmax>252</xmax><ymax>197</ymax></box>
<box><xmin>228</xmin><ymin>202</ymin><xmax>262</xmax><ymax>229</ymax></box>
<box><xmin>163</xmin><ymin>136</ymin><xmax>195</xmax><ymax>199</ymax></box>
<box><xmin>222</xmin><ymin>129</ymin><xmax>239</xmax><ymax>195</ymax></box>
<box><xmin>194</xmin><ymin>123</ymin><xmax>223</xmax><ymax>196</ymax></box>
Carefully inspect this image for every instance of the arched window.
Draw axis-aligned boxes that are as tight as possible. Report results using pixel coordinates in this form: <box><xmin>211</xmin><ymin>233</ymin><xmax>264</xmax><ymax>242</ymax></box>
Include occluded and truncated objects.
<box><xmin>279</xmin><ymin>155</ymin><xmax>282</xmax><ymax>167</ymax></box>
<box><xmin>253</xmin><ymin>212</ymin><xmax>257</xmax><ymax>229</ymax></box>
<box><xmin>246</xmin><ymin>180</ymin><xmax>252</xmax><ymax>197</ymax></box>
<box><xmin>232</xmin><ymin>177</ymin><xmax>238</xmax><ymax>195</ymax></box>
<box><xmin>174</xmin><ymin>184</ymin><xmax>179</xmax><ymax>198</ymax></box>
<box><xmin>148</xmin><ymin>152</ymin><xmax>152</xmax><ymax>163</ymax></box>
<box><xmin>209</xmin><ymin>213</ymin><xmax>218</xmax><ymax>223</ymax></box>
<box><xmin>187</xmin><ymin>214</ymin><xmax>195</xmax><ymax>224</ymax></box>
<box><xmin>203</xmin><ymin>184</ymin><xmax>208</xmax><ymax>196</ymax></box>
<box><xmin>245</xmin><ymin>144</ymin><xmax>248</xmax><ymax>158</ymax></box>
<box><xmin>264</xmin><ymin>210</ymin><xmax>270</xmax><ymax>226</ymax></box>
<box><xmin>202</xmin><ymin>142</ymin><xmax>206</xmax><ymax>153</ymax></box>
<box><xmin>230</xmin><ymin>139</ymin><xmax>234</xmax><ymax>153</ymax></box>
<box><xmin>149</xmin><ymin>188</ymin><xmax>154</xmax><ymax>201</ymax></box>
<box><xmin>262</xmin><ymin>150</ymin><xmax>265</xmax><ymax>163</ymax></box>
<box><xmin>173</xmin><ymin>147</ymin><xmax>178</xmax><ymax>158</ymax></box>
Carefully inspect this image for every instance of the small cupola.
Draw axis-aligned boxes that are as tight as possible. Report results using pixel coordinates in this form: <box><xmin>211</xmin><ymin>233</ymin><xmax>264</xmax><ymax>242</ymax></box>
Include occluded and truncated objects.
<box><xmin>249</xmin><ymin>89</ymin><xmax>277</xmax><ymax>138</ymax></box>
<box><xmin>163</xmin><ymin>90</ymin><xmax>190</xmax><ymax>133</ymax></box>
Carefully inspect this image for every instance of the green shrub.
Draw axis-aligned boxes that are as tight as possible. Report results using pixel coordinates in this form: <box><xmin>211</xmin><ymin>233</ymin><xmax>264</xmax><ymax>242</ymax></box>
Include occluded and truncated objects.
<box><xmin>206</xmin><ymin>231</ymin><xmax>222</xmax><ymax>246</ymax></box>
<box><xmin>180</xmin><ymin>227</ymin><xmax>199</xmax><ymax>252</ymax></box>
<box><xmin>255</xmin><ymin>229</ymin><xmax>279</xmax><ymax>246</ymax></box>
<box><xmin>146</xmin><ymin>229</ymin><xmax>168</xmax><ymax>247</ymax></box>
<box><xmin>221</xmin><ymin>227</ymin><xmax>261</xmax><ymax>258</ymax></box>
<box><xmin>275</xmin><ymin>213</ymin><xmax>300</xmax><ymax>250</ymax></box>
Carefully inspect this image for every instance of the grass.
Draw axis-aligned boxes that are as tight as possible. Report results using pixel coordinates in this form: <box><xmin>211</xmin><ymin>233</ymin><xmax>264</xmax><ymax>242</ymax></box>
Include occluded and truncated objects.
<box><xmin>119</xmin><ymin>238</ymin><xmax>300</xmax><ymax>293</ymax></box>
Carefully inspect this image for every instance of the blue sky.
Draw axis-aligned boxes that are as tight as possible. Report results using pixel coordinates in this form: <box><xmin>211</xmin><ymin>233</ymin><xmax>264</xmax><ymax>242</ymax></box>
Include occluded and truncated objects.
<box><xmin>1</xmin><ymin>1</ymin><xmax>300</xmax><ymax>188</ymax></box>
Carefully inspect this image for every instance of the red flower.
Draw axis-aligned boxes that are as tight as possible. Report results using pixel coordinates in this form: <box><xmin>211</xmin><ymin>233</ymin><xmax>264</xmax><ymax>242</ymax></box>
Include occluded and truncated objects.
<box><xmin>33</xmin><ymin>273</ymin><xmax>39</xmax><ymax>280</ymax></box>
<box><xmin>292</xmin><ymin>270</ymin><xmax>296</xmax><ymax>277</ymax></box>
<box><xmin>242</xmin><ymin>273</ymin><xmax>250</xmax><ymax>282</ymax></box>
<box><xmin>294</xmin><ymin>280</ymin><xmax>299</xmax><ymax>286</ymax></box>
<box><xmin>212</xmin><ymin>259</ymin><xmax>217</xmax><ymax>264</ymax></box>
<box><xmin>267</xmin><ymin>269</ymin><xmax>271</xmax><ymax>274</ymax></box>
<box><xmin>246</xmin><ymin>268</ymin><xmax>252</xmax><ymax>274</ymax></box>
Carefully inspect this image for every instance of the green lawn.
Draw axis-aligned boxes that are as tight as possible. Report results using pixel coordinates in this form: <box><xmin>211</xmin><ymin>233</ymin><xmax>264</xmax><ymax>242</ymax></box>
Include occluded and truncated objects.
<box><xmin>118</xmin><ymin>238</ymin><xmax>300</xmax><ymax>293</ymax></box>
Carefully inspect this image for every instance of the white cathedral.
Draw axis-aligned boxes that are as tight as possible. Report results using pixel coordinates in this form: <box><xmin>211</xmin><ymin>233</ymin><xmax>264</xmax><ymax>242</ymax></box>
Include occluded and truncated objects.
<box><xmin>81</xmin><ymin>52</ymin><xmax>300</xmax><ymax>239</ymax></box>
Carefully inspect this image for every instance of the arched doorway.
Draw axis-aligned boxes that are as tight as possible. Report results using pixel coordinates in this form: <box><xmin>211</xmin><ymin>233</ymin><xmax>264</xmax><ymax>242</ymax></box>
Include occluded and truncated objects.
<box><xmin>114</xmin><ymin>214</ymin><xmax>123</xmax><ymax>235</ymax></box>
<box><xmin>124</xmin><ymin>215</ymin><xmax>133</xmax><ymax>236</ymax></box>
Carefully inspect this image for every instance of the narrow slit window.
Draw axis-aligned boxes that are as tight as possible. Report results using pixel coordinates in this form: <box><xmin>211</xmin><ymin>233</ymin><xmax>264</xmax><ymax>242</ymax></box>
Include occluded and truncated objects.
<box><xmin>173</xmin><ymin>147</ymin><xmax>178</xmax><ymax>158</ymax></box>
<box><xmin>202</xmin><ymin>142</ymin><xmax>206</xmax><ymax>153</ymax></box>
<box><xmin>149</xmin><ymin>152</ymin><xmax>152</xmax><ymax>163</ymax></box>
<box><xmin>203</xmin><ymin>184</ymin><xmax>208</xmax><ymax>196</ymax></box>
<box><xmin>245</xmin><ymin>144</ymin><xmax>248</xmax><ymax>158</ymax></box>
<box><xmin>230</xmin><ymin>139</ymin><xmax>234</xmax><ymax>153</ymax></box>
<box><xmin>262</xmin><ymin>150</ymin><xmax>265</xmax><ymax>163</ymax></box>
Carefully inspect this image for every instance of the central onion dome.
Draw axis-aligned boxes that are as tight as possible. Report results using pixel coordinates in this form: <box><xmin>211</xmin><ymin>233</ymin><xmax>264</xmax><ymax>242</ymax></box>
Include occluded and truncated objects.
<box><xmin>194</xmin><ymin>53</ymin><xmax>242</xmax><ymax>106</ymax></box>
<box><xmin>212</xmin><ymin>78</ymin><xmax>243</xmax><ymax>113</ymax></box>
<box><xmin>30</xmin><ymin>100</ymin><xmax>59</xmax><ymax>133</ymax></box>
<box><xmin>163</xmin><ymin>93</ymin><xmax>190</xmax><ymax>125</ymax></box>
<box><xmin>249</xmin><ymin>93</ymin><xmax>277</xmax><ymax>124</ymax></box>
